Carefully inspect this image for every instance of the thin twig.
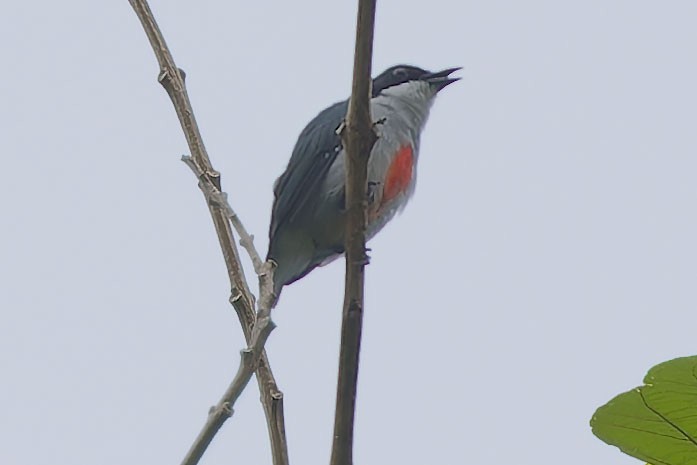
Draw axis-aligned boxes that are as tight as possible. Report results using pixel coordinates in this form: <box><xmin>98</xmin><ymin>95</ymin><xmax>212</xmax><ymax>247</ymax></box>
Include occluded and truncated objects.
<box><xmin>127</xmin><ymin>2</ymin><xmax>288</xmax><ymax>465</ymax></box>
<box><xmin>329</xmin><ymin>1</ymin><xmax>378</xmax><ymax>465</ymax></box>
<box><xmin>182</xmin><ymin>156</ymin><xmax>265</xmax><ymax>274</ymax></box>
<box><xmin>179</xmin><ymin>156</ymin><xmax>281</xmax><ymax>465</ymax></box>
<box><xmin>182</xmin><ymin>312</ymin><xmax>277</xmax><ymax>464</ymax></box>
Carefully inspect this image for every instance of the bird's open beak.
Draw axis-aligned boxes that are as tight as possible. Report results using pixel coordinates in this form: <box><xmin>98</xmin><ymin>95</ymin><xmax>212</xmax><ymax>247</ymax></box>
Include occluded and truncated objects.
<box><xmin>422</xmin><ymin>66</ymin><xmax>462</xmax><ymax>91</ymax></box>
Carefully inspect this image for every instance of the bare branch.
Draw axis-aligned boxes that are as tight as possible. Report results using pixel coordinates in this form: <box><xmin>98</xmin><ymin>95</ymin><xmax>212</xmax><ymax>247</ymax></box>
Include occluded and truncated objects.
<box><xmin>182</xmin><ymin>156</ymin><xmax>265</xmax><ymax>274</ymax></box>
<box><xmin>127</xmin><ymin>1</ymin><xmax>288</xmax><ymax>464</ymax></box>
<box><xmin>181</xmin><ymin>313</ymin><xmax>277</xmax><ymax>464</ymax></box>
<box><xmin>330</xmin><ymin>1</ymin><xmax>378</xmax><ymax>465</ymax></box>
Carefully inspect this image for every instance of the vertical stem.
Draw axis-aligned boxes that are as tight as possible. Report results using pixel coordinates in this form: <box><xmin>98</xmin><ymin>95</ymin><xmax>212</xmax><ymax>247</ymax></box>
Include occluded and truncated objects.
<box><xmin>330</xmin><ymin>1</ymin><xmax>378</xmax><ymax>464</ymax></box>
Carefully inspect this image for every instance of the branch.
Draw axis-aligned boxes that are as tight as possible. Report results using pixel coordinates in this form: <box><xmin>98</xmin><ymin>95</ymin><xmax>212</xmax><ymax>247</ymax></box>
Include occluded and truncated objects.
<box><xmin>127</xmin><ymin>2</ymin><xmax>288</xmax><ymax>465</ymax></box>
<box><xmin>180</xmin><ymin>310</ymin><xmax>276</xmax><ymax>464</ymax></box>
<box><xmin>179</xmin><ymin>156</ymin><xmax>282</xmax><ymax>464</ymax></box>
<box><xmin>182</xmin><ymin>156</ymin><xmax>265</xmax><ymax>274</ymax></box>
<box><xmin>330</xmin><ymin>1</ymin><xmax>378</xmax><ymax>465</ymax></box>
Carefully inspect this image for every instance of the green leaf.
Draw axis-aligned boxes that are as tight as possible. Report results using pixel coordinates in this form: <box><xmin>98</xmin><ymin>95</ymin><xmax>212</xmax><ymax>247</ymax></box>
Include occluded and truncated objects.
<box><xmin>591</xmin><ymin>356</ymin><xmax>697</xmax><ymax>465</ymax></box>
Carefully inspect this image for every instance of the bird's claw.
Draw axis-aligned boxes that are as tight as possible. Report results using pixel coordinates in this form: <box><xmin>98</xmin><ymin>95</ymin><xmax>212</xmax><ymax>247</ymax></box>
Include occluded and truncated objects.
<box><xmin>361</xmin><ymin>248</ymin><xmax>372</xmax><ymax>266</ymax></box>
<box><xmin>367</xmin><ymin>181</ymin><xmax>381</xmax><ymax>204</ymax></box>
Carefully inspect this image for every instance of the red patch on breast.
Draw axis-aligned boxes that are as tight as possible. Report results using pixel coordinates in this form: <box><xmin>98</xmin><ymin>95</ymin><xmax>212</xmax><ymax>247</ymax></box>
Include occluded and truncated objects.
<box><xmin>382</xmin><ymin>145</ymin><xmax>414</xmax><ymax>205</ymax></box>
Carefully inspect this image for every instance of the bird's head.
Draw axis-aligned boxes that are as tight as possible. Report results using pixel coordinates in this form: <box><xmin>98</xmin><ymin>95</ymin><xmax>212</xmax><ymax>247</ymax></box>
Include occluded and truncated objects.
<box><xmin>371</xmin><ymin>65</ymin><xmax>461</xmax><ymax>97</ymax></box>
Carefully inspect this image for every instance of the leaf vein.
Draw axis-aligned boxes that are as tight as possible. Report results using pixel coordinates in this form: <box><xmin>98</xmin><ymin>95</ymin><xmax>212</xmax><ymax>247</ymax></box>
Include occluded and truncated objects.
<box><xmin>638</xmin><ymin>389</ymin><xmax>697</xmax><ymax>448</ymax></box>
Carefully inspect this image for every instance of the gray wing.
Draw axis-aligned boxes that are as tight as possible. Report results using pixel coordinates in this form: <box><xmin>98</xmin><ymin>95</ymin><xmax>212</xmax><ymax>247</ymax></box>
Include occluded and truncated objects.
<box><xmin>268</xmin><ymin>100</ymin><xmax>348</xmax><ymax>242</ymax></box>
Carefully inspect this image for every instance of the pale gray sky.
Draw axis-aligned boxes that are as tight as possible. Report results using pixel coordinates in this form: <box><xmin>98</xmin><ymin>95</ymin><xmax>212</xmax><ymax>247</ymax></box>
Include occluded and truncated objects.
<box><xmin>2</xmin><ymin>1</ymin><xmax>696</xmax><ymax>464</ymax></box>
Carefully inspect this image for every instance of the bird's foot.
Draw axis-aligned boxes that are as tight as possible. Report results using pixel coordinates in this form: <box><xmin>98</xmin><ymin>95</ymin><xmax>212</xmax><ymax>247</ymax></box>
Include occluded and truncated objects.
<box><xmin>367</xmin><ymin>181</ymin><xmax>381</xmax><ymax>204</ymax></box>
<box><xmin>361</xmin><ymin>247</ymin><xmax>372</xmax><ymax>266</ymax></box>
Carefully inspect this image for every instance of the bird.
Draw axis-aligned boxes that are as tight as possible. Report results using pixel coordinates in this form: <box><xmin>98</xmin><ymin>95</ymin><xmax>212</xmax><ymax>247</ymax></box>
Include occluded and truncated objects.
<box><xmin>267</xmin><ymin>64</ymin><xmax>460</xmax><ymax>302</ymax></box>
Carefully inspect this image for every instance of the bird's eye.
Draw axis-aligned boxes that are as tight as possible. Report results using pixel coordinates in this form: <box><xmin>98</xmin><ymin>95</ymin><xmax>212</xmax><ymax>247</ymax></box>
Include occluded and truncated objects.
<box><xmin>392</xmin><ymin>67</ymin><xmax>408</xmax><ymax>79</ymax></box>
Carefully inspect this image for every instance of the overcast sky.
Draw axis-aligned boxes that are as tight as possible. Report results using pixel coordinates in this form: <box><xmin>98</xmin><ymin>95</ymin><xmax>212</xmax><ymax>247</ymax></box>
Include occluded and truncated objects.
<box><xmin>2</xmin><ymin>1</ymin><xmax>696</xmax><ymax>464</ymax></box>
